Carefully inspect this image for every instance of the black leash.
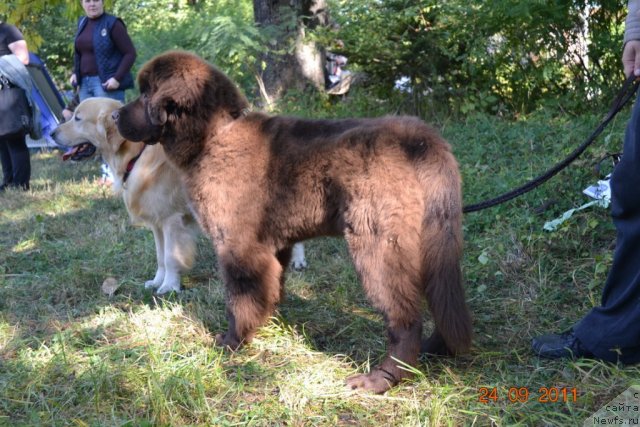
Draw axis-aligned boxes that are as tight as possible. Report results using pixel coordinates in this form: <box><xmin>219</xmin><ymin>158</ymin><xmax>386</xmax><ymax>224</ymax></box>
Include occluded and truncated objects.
<box><xmin>463</xmin><ymin>75</ymin><xmax>640</xmax><ymax>213</ymax></box>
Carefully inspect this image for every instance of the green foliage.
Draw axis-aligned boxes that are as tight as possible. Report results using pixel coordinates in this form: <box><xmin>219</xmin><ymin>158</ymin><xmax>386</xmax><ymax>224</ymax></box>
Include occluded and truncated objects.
<box><xmin>330</xmin><ymin>0</ymin><xmax>627</xmax><ymax>116</ymax></box>
<box><xmin>0</xmin><ymin>2</ymin><xmax>78</xmax><ymax>90</ymax></box>
<box><xmin>1</xmin><ymin>0</ymin><xmax>260</xmax><ymax>96</ymax></box>
<box><xmin>112</xmin><ymin>0</ymin><xmax>260</xmax><ymax>95</ymax></box>
<box><xmin>0</xmin><ymin>0</ymin><xmax>105</xmax><ymax>47</ymax></box>
<box><xmin>0</xmin><ymin>0</ymin><xmax>633</xmax><ymax>115</ymax></box>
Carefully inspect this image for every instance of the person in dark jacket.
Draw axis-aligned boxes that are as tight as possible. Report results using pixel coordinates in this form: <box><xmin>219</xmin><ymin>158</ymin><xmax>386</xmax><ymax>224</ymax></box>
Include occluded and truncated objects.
<box><xmin>0</xmin><ymin>21</ymin><xmax>32</xmax><ymax>191</ymax></box>
<box><xmin>70</xmin><ymin>0</ymin><xmax>136</xmax><ymax>103</ymax></box>
<box><xmin>70</xmin><ymin>0</ymin><xmax>136</xmax><ymax>185</ymax></box>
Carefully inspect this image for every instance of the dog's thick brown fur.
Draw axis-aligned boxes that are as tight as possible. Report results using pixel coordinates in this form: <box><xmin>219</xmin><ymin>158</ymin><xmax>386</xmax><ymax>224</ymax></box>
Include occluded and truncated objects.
<box><xmin>51</xmin><ymin>97</ymin><xmax>198</xmax><ymax>294</ymax></box>
<box><xmin>114</xmin><ymin>50</ymin><xmax>472</xmax><ymax>393</ymax></box>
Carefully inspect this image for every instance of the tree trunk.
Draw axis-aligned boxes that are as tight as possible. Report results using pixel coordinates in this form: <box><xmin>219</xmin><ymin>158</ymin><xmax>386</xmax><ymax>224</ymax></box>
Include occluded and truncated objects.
<box><xmin>253</xmin><ymin>0</ymin><xmax>329</xmax><ymax>107</ymax></box>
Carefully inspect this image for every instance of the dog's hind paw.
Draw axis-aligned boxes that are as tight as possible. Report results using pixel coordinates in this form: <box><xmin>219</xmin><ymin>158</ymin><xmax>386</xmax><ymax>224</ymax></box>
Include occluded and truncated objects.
<box><xmin>290</xmin><ymin>258</ymin><xmax>308</xmax><ymax>271</ymax></box>
<box><xmin>290</xmin><ymin>243</ymin><xmax>307</xmax><ymax>270</ymax></box>
<box><xmin>420</xmin><ymin>331</ymin><xmax>454</xmax><ymax>356</ymax></box>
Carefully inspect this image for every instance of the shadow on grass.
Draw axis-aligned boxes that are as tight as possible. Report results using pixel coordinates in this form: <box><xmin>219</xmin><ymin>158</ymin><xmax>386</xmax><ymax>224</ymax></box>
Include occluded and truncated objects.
<box><xmin>1</xmin><ymin>199</ymin><xmax>466</xmax><ymax>394</ymax></box>
<box><xmin>0</xmin><ymin>153</ymin><xmax>511</xmax><ymax>409</ymax></box>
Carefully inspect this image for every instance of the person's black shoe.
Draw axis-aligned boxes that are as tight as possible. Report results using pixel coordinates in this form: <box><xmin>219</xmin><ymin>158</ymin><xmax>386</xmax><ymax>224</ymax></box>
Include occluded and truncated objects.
<box><xmin>531</xmin><ymin>329</ymin><xmax>593</xmax><ymax>359</ymax></box>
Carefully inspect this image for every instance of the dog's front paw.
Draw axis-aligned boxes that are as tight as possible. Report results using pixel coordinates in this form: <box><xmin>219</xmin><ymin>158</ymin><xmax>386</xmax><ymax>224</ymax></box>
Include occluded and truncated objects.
<box><xmin>144</xmin><ymin>279</ymin><xmax>160</xmax><ymax>289</ymax></box>
<box><xmin>345</xmin><ymin>369</ymin><xmax>398</xmax><ymax>394</ymax></box>
<box><xmin>146</xmin><ymin>268</ymin><xmax>165</xmax><ymax>289</ymax></box>
<box><xmin>156</xmin><ymin>281</ymin><xmax>181</xmax><ymax>295</ymax></box>
<box><xmin>214</xmin><ymin>333</ymin><xmax>243</xmax><ymax>350</ymax></box>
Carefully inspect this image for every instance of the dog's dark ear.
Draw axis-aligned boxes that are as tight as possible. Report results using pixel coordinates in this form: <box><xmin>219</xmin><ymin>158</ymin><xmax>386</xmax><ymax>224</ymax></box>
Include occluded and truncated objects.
<box><xmin>148</xmin><ymin>99</ymin><xmax>168</xmax><ymax>126</ymax></box>
<box><xmin>149</xmin><ymin>106</ymin><xmax>167</xmax><ymax>126</ymax></box>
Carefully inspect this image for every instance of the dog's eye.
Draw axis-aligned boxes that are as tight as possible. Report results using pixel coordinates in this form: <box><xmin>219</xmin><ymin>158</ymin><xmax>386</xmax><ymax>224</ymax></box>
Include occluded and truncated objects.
<box><xmin>74</xmin><ymin>115</ymin><xmax>81</xmax><ymax>122</ymax></box>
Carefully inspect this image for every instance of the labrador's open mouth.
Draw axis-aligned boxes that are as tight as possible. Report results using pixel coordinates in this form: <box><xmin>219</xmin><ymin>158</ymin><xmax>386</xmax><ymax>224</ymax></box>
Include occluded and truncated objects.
<box><xmin>61</xmin><ymin>142</ymin><xmax>97</xmax><ymax>161</ymax></box>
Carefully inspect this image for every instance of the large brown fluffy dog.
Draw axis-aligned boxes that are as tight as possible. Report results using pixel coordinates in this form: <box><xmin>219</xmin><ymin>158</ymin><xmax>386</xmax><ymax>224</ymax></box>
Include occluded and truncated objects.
<box><xmin>114</xmin><ymin>50</ymin><xmax>472</xmax><ymax>393</ymax></box>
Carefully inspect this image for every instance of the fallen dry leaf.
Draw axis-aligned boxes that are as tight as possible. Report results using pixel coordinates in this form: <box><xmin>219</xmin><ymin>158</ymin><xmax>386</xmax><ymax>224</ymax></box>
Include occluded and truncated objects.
<box><xmin>101</xmin><ymin>277</ymin><xmax>120</xmax><ymax>297</ymax></box>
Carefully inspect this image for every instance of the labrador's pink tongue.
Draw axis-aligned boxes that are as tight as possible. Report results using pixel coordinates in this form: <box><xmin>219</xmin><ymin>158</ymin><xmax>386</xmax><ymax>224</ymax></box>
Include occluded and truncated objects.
<box><xmin>62</xmin><ymin>146</ymin><xmax>80</xmax><ymax>161</ymax></box>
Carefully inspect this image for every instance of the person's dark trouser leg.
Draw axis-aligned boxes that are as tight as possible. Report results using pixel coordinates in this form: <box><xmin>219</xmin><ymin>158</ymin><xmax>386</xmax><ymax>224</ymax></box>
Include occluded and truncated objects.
<box><xmin>7</xmin><ymin>133</ymin><xmax>31</xmax><ymax>190</ymax></box>
<box><xmin>0</xmin><ymin>135</ymin><xmax>13</xmax><ymax>186</ymax></box>
<box><xmin>573</xmin><ymin>95</ymin><xmax>640</xmax><ymax>364</ymax></box>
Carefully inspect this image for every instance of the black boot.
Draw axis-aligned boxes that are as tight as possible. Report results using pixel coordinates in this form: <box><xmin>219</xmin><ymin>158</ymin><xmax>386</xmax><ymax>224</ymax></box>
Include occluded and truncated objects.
<box><xmin>531</xmin><ymin>329</ymin><xmax>594</xmax><ymax>359</ymax></box>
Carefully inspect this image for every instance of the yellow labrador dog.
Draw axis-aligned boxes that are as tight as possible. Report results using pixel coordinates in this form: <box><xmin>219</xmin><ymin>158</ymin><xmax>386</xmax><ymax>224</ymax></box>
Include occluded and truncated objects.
<box><xmin>52</xmin><ymin>97</ymin><xmax>307</xmax><ymax>294</ymax></box>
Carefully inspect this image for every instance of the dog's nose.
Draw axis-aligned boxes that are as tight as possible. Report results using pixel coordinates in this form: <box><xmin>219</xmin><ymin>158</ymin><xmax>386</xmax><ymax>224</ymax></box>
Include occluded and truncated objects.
<box><xmin>111</xmin><ymin>110</ymin><xmax>120</xmax><ymax>122</ymax></box>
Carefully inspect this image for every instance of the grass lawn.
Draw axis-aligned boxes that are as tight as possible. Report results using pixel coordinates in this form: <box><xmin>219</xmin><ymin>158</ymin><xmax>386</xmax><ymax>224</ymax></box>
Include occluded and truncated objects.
<box><xmin>1</xmin><ymin>107</ymin><xmax>639</xmax><ymax>426</ymax></box>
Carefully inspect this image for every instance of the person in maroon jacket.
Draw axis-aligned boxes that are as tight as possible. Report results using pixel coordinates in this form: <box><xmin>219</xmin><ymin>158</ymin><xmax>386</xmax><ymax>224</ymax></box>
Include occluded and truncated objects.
<box><xmin>70</xmin><ymin>0</ymin><xmax>136</xmax><ymax>103</ymax></box>
<box><xmin>69</xmin><ymin>0</ymin><xmax>136</xmax><ymax>184</ymax></box>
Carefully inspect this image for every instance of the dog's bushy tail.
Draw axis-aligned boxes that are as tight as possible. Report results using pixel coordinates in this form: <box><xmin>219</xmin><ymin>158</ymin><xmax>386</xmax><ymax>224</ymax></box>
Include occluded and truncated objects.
<box><xmin>419</xmin><ymin>139</ymin><xmax>472</xmax><ymax>354</ymax></box>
